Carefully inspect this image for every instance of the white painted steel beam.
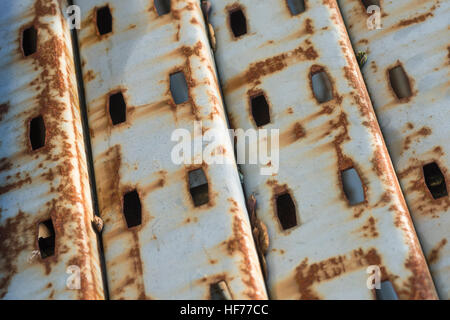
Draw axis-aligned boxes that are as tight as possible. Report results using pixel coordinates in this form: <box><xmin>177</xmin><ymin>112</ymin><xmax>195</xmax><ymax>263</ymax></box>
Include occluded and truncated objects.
<box><xmin>338</xmin><ymin>0</ymin><xmax>450</xmax><ymax>299</ymax></box>
<box><xmin>0</xmin><ymin>0</ymin><xmax>104</xmax><ymax>299</ymax></box>
<box><xmin>210</xmin><ymin>0</ymin><xmax>437</xmax><ymax>299</ymax></box>
<box><xmin>74</xmin><ymin>0</ymin><xmax>267</xmax><ymax>299</ymax></box>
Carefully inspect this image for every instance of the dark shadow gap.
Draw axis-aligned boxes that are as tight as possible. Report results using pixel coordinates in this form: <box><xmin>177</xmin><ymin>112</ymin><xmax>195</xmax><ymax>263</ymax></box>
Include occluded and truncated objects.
<box><xmin>22</xmin><ymin>26</ymin><xmax>37</xmax><ymax>56</ymax></box>
<box><xmin>389</xmin><ymin>65</ymin><xmax>412</xmax><ymax>99</ymax></box>
<box><xmin>229</xmin><ymin>8</ymin><xmax>247</xmax><ymax>38</ymax></box>
<box><xmin>38</xmin><ymin>219</ymin><xmax>55</xmax><ymax>259</ymax></box>
<box><xmin>287</xmin><ymin>0</ymin><xmax>306</xmax><ymax>15</ymax></box>
<box><xmin>109</xmin><ymin>92</ymin><xmax>127</xmax><ymax>125</ymax></box>
<box><xmin>210</xmin><ymin>281</ymin><xmax>232</xmax><ymax>300</ymax></box>
<box><xmin>423</xmin><ymin>162</ymin><xmax>448</xmax><ymax>199</ymax></box>
<box><xmin>251</xmin><ymin>93</ymin><xmax>271</xmax><ymax>127</ymax></box>
<box><xmin>170</xmin><ymin>71</ymin><xmax>189</xmax><ymax>104</ymax></box>
<box><xmin>96</xmin><ymin>6</ymin><xmax>112</xmax><ymax>35</ymax></box>
<box><xmin>123</xmin><ymin>190</ymin><xmax>142</xmax><ymax>228</ymax></box>
<box><xmin>341</xmin><ymin>168</ymin><xmax>365</xmax><ymax>205</ymax></box>
<box><xmin>30</xmin><ymin>115</ymin><xmax>46</xmax><ymax>150</ymax></box>
<box><xmin>188</xmin><ymin>168</ymin><xmax>209</xmax><ymax>207</ymax></box>
<box><xmin>276</xmin><ymin>192</ymin><xmax>298</xmax><ymax>230</ymax></box>
<box><xmin>155</xmin><ymin>0</ymin><xmax>171</xmax><ymax>16</ymax></box>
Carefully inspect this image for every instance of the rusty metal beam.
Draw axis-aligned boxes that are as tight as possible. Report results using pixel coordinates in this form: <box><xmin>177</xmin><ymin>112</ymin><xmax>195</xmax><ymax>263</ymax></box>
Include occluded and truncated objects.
<box><xmin>74</xmin><ymin>0</ymin><xmax>267</xmax><ymax>299</ymax></box>
<box><xmin>210</xmin><ymin>0</ymin><xmax>437</xmax><ymax>299</ymax></box>
<box><xmin>0</xmin><ymin>0</ymin><xmax>104</xmax><ymax>299</ymax></box>
<box><xmin>337</xmin><ymin>0</ymin><xmax>450</xmax><ymax>299</ymax></box>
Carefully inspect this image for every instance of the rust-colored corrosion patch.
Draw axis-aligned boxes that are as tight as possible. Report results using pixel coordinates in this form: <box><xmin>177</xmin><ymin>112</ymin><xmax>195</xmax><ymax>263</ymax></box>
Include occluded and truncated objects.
<box><xmin>224</xmin><ymin>41</ymin><xmax>318</xmax><ymax>93</ymax></box>
<box><xmin>403</xmin><ymin>127</ymin><xmax>432</xmax><ymax>152</ymax></box>
<box><xmin>0</xmin><ymin>211</ymin><xmax>33</xmax><ymax>298</ymax></box>
<box><xmin>294</xmin><ymin>248</ymin><xmax>387</xmax><ymax>299</ymax></box>
<box><xmin>280</xmin><ymin>122</ymin><xmax>306</xmax><ymax>147</ymax></box>
<box><xmin>396</xmin><ymin>12</ymin><xmax>434</xmax><ymax>28</ymax></box>
<box><xmin>428</xmin><ymin>238</ymin><xmax>448</xmax><ymax>265</ymax></box>
<box><xmin>223</xmin><ymin>212</ymin><xmax>265</xmax><ymax>299</ymax></box>
<box><xmin>305</xmin><ymin>18</ymin><xmax>314</xmax><ymax>34</ymax></box>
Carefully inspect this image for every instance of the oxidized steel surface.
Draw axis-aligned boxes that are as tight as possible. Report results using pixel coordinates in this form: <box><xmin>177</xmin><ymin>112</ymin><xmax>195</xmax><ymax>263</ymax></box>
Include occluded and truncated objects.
<box><xmin>210</xmin><ymin>0</ymin><xmax>437</xmax><ymax>299</ymax></box>
<box><xmin>338</xmin><ymin>0</ymin><xmax>450</xmax><ymax>299</ymax></box>
<box><xmin>0</xmin><ymin>0</ymin><xmax>104</xmax><ymax>299</ymax></box>
<box><xmin>75</xmin><ymin>0</ymin><xmax>267</xmax><ymax>299</ymax></box>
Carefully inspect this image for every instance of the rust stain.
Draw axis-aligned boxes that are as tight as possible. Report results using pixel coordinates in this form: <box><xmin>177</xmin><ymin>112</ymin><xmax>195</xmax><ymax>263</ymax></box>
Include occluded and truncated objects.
<box><xmin>222</xmin><ymin>213</ymin><xmax>265</xmax><ymax>299</ymax></box>
<box><xmin>280</xmin><ymin>122</ymin><xmax>306</xmax><ymax>147</ymax></box>
<box><xmin>358</xmin><ymin>216</ymin><xmax>379</xmax><ymax>238</ymax></box>
<box><xmin>428</xmin><ymin>238</ymin><xmax>448</xmax><ymax>265</ymax></box>
<box><xmin>96</xmin><ymin>145</ymin><xmax>122</xmax><ymax>218</ymax></box>
<box><xmin>294</xmin><ymin>247</ymin><xmax>388</xmax><ymax>300</ymax></box>
<box><xmin>396</xmin><ymin>12</ymin><xmax>434</xmax><ymax>28</ymax></box>
<box><xmin>305</xmin><ymin>18</ymin><xmax>314</xmax><ymax>34</ymax></box>
<box><xmin>224</xmin><ymin>41</ymin><xmax>318</xmax><ymax>93</ymax></box>
<box><xmin>84</xmin><ymin>69</ymin><xmax>96</xmax><ymax>82</ymax></box>
<box><xmin>0</xmin><ymin>211</ymin><xmax>34</xmax><ymax>298</ymax></box>
<box><xmin>402</xmin><ymin>127</ymin><xmax>432</xmax><ymax>153</ymax></box>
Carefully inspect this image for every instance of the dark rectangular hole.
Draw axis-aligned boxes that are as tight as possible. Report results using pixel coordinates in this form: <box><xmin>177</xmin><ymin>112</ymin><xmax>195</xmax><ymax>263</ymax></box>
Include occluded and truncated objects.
<box><xmin>389</xmin><ymin>65</ymin><xmax>412</xmax><ymax>99</ymax></box>
<box><xmin>155</xmin><ymin>0</ymin><xmax>171</xmax><ymax>16</ymax></box>
<box><xmin>229</xmin><ymin>8</ymin><xmax>247</xmax><ymax>37</ymax></box>
<box><xmin>423</xmin><ymin>162</ymin><xmax>448</xmax><ymax>199</ymax></box>
<box><xmin>109</xmin><ymin>92</ymin><xmax>127</xmax><ymax>125</ymax></box>
<box><xmin>287</xmin><ymin>0</ymin><xmax>306</xmax><ymax>15</ymax></box>
<box><xmin>22</xmin><ymin>26</ymin><xmax>37</xmax><ymax>56</ymax></box>
<box><xmin>123</xmin><ymin>190</ymin><xmax>142</xmax><ymax>228</ymax></box>
<box><xmin>30</xmin><ymin>115</ymin><xmax>46</xmax><ymax>150</ymax></box>
<box><xmin>210</xmin><ymin>281</ymin><xmax>232</xmax><ymax>300</ymax></box>
<box><xmin>38</xmin><ymin>219</ymin><xmax>55</xmax><ymax>259</ymax></box>
<box><xmin>362</xmin><ymin>0</ymin><xmax>380</xmax><ymax>9</ymax></box>
<box><xmin>375</xmin><ymin>281</ymin><xmax>398</xmax><ymax>300</ymax></box>
<box><xmin>96</xmin><ymin>6</ymin><xmax>112</xmax><ymax>35</ymax></box>
<box><xmin>170</xmin><ymin>71</ymin><xmax>189</xmax><ymax>104</ymax></box>
<box><xmin>311</xmin><ymin>70</ymin><xmax>333</xmax><ymax>103</ymax></box>
<box><xmin>276</xmin><ymin>192</ymin><xmax>297</xmax><ymax>230</ymax></box>
<box><xmin>341</xmin><ymin>168</ymin><xmax>365</xmax><ymax>205</ymax></box>
<box><xmin>188</xmin><ymin>168</ymin><xmax>209</xmax><ymax>207</ymax></box>
<box><xmin>251</xmin><ymin>93</ymin><xmax>271</xmax><ymax>127</ymax></box>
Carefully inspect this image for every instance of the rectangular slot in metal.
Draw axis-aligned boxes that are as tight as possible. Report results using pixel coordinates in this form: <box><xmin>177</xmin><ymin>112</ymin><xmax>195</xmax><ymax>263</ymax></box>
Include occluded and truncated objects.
<box><xmin>229</xmin><ymin>7</ymin><xmax>247</xmax><ymax>38</ymax></box>
<box><xmin>170</xmin><ymin>71</ymin><xmax>189</xmax><ymax>104</ymax></box>
<box><xmin>188</xmin><ymin>168</ymin><xmax>209</xmax><ymax>207</ymax></box>
<box><xmin>287</xmin><ymin>0</ymin><xmax>306</xmax><ymax>15</ymax></box>
<box><xmin>38</xmin><ymin>219</ymin><xmax>55</xmax><ymax>259</ymax></box>
<box><xmin>276</xmin><ymin>192</ymin><xmax>298</xmax><ymax>230</ymax></box>
<box><xmin>251</xmin><ymin>92</ymin><xmax>271</xmax><ymax>127</ymax></box>
<box><xmin>423</xmin><ymin>162</ymin><xmax>448</xmax><ymax>199</ymax></box>
<box><xmin>123</xmin><ymin>190</ymin><xmax>142</xmax><ymax>228</ymax></box>
<box><xmin>210</xmin><ymin>281</ymin><xmax>232</xmax><ymax>300</ymax></box>
<box><xmin>22</xmin><ymin>25</ymin><xmax>37</xmax><ymax>56</ymax></box>
<box><xmin>96</xmin><ymin>6</ymin><xmax>112</xmax><ymax>35</ymax></box>
<box><xmin>154</xmin><ymin>0</ymin><xmax>171</xmax><ymax>16</ymax></box>
<box><xmin>375</xmin><ymin>281</ymin><xmax>399</xmax><ymax>300</ymax></box>
<box><xmin>388</xmin><ymin>65</ymin><xmax>412</xmax><ymax>100</ymax></box>
<box><xmin>311</xmin><ymin>69</ymin><xmax>333</xmax><ymax>103</ymax></box>
<box><xmin>341</xmin><ymin>168</ymin><xmax>365</xmax><ymax>205</ymax></box>
<box><xmin>109</xmin><ymin>92</ymin><xmax>127</xmax><ymax>125</ymax></box>
<box><xmin>362</xmin><ymin>0</ymin><xmax>380</xmax><ymax>9</ymax></box>
<box><xmin>29</xmin><ymin>115</ymin><xmax>46</xmax><ymax>150</ymax></box>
